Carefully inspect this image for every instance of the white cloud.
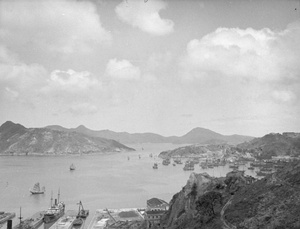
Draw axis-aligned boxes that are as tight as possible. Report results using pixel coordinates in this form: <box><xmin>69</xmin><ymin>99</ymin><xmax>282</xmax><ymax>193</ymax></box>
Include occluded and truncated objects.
<box><xmin>0</xmin><ymin>0</ymin><xmax>111</xmax><ymax>55</ymax></box>
<box><xmin>181</xmin><ymin>23</ymin><xmax>300</xmax><ymax>83</ymax></box>
<box><xmin>47</xmin><ymin>69</ymin><xmax>101</xmax><ymax>92</ymax></box>
<box><xmin>115</xmin><ymin>0</ymin><xmax>174</xmax><ymax>36</ymax></box>
<box><xmin>106</xmin><ymin>59</ymin><xmax>141</xmax><ymax>80</ymax></box>
<box><xmin>0</xmin><ymin>46</ymin><xmax>48</xmax><ymax>104</ymax></box>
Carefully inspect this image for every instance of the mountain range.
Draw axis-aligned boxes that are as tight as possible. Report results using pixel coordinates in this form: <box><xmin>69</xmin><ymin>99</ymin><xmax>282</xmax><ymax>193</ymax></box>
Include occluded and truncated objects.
<box><xmin>45</xmin><ymin>125</ymin><xmax>254</xmax><ymax>145</ymax></box>
<box><xmin>0</xmin><ymin>121</ymin><xmax>134</xmax><ymax>155</ymax></box>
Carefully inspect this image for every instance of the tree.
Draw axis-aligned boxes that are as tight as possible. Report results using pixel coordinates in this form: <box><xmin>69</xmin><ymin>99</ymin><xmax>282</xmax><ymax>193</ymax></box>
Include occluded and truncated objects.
<box><xmin>196</xmin><ymin>191</ymin><xmax>222</xmax><ymax>217</ymax></box>
<box><xmin>190</xmin><ymin>183</ymin><xmax>198</xmax><ymax>199</ymax></box>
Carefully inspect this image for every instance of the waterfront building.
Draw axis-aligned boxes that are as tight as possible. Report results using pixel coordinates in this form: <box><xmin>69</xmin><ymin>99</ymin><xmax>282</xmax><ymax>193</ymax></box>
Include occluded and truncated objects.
<box><xmin>145</xmin><ymin>198</ymin><xmax>169</xmax><ymax>228</ymax></box>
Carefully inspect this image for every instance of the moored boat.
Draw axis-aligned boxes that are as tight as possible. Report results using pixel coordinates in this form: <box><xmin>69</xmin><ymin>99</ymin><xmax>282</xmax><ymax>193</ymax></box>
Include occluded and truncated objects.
<box><xmin>72</xmin><ymin>218</ymin><xmax>84</xmax><ymax>229</ymax></box>
<box><xmin>229</xmin><ymin>164</ymin><xmax>239</xmax><ymax>169</ymax></box>
<box><xmin>183</xmin><ymin>162</ymin><xmax>194</xmax><ymax>171</ymax></box>
<box><xmin>30</xmin><ymin>182</ymin><xmax>45</xmax><ymax>194</ymax></box>
<box><xmin>13</xmin><ymin>208</ymin><xmax>45</xmax><ymax>229</ymax></box>
<box><xmin>44</xmin><ymin>191</ymin><xmax>65</xmax><ymax>224</ymax></box>
<box><xmin>162</xmin><ymin>159</ymin><xmax>170</xmax><ymax>166</ymax></box>
<box><xmin>76</xmin><ymin>201</ymin><xmax>89</xmax><ymax>219</ymax></box>
<box><xmin>153</xmin><ymin>163</ymin><xmax>158</xmax><ymax>169</ymax></box>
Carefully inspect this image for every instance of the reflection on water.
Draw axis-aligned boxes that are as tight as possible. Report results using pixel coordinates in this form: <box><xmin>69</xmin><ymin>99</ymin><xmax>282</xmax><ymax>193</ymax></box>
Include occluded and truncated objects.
<box><xmin>0</xmin><ymin>143</ymin><xmax>258</xmax><ymax>228</ymax></box>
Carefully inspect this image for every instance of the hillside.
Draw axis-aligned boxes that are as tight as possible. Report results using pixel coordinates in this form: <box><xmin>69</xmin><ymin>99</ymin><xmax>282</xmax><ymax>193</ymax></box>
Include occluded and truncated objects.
<box><xmin>158</xmin><ymin>144</ymin><xmax>255</xmax><ymax>162</ymax></box>
<box><xmin>0</xmin><ymin>121</ymin><xmax>135</xmax><ymax>155</ymax></box>
<box><xmin>159</xmin><ymin>161</ymin><xmax>300</xmax><ymax>229</ymax></box>
<box><xmin>237</xmin><ymin>132</ymin><xmax>300</xmax><ymax>159</ymax></box>
<box><xmin>45</xmin><ymin>125</ymin><xmax>253</xmax><ymax>145</ymax></box>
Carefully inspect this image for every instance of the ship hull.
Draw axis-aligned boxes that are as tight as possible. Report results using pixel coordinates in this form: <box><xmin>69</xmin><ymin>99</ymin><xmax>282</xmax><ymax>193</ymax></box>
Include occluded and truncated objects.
<box><xmin>44</xmin><ymin>211</ymin><xmax>64</xmax><ymax>224</ymax></box>
<box><xmin>13</xmin><ymin>211</ymin><xmax>45</xmax><ymax>229</ymax></box>
<box><xmin>30</xmin><ymin>191</ymin><xmax>45</xmax><ymax>194</ymax></box>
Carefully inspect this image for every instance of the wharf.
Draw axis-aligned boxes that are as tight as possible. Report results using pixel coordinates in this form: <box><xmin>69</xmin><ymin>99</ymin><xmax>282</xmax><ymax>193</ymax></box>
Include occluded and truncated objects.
<box><xmin>49</xmin><ymin>211</ymin><xmax>77</xmax><ymax>229</ymax></box>
<box><xmin>0</xmin><ymin>212</ymin><xmax>16</xmax><ymax>224</ymax></box>
<box><xmin>87</xmin><ymin>208</ymin><xmax>144</xmax><ymax>229</ymax></box>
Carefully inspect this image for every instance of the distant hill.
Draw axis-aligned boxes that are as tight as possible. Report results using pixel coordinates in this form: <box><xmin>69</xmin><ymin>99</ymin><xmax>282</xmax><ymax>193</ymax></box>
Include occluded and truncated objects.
<box><xmin>45</xmin><ymin>125</ymin><xmax>253</xmax><ymax>145</ymax></box>
<box><xmin>174</xmin><ymin>127</ymin><xmax>253</xmax><ymax>145</ymax></box>
<box><xmin>0</xmin><ymin>121</ymin><xmax>135</xmax><ymax>155</ymax></box>
<box><xmin>237</xmin><ymin>132</ymin><xmax>300</xmax><ymax>159</ymax></box>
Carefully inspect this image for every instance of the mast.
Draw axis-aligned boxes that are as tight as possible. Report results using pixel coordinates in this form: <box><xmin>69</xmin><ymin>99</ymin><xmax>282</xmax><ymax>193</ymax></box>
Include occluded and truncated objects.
<box><xmin>58</xmin><ymin>188</ymin><xmax>60</xmax><ymax>203</ymax></box>
<box><xmin>50</xmin><ymin>191</ymin><xmax>53</xmax><ymax>207</ymax></box>
<box><xmin>18</xmin><ymin>207</ymin><xmax>23</xmax><ymax>226</ymax></box>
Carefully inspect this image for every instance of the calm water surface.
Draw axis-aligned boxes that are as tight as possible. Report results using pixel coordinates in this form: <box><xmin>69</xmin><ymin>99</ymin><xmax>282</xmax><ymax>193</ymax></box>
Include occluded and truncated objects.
<box><xmin>0</xmin><ymin>143</ymin><xmax>258</xmax><ymax>227</ymax></box>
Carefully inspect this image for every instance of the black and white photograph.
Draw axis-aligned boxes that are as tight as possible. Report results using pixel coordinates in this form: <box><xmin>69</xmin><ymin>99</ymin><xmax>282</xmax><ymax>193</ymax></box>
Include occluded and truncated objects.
<box><xmin>1</xmin><ymin>0</ymin><xmax>300</xmax><ymax>228</ymax></box>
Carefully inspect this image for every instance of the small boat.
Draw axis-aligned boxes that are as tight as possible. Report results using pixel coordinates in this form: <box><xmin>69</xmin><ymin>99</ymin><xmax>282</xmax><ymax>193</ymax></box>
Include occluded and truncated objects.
<box><xmin>183</xmin><ymin>161</ymin><xmax>194</xmax><ymax>171</ymax></box>
<box><xmin>229</xmin><ymin>164</ymin><xmax>239</xmax><ymax>169</ymax></box>
<box><xmin>70</xmin><ymin>164</ymin><xmax>76</xmax><ymax>171</ymax></box>
<box><xmin>72</xmin><ymin>218</ymin><xmax>84</xmax><ymax>229</ymax></box>
<box><xmin>30</xmin><ymin>182</ymin><xmax>45</xmax><ymax>194</ymax></box>
<box><xmin>76</xmin><ymin>201</ymin><xmax>89</xmax><ymax>219</ymax></box>
<box><xmin>162</xmin><ymin>159</ymin><xmax>170</xmax><ymax>165</ymax></box>
<box><xmin>153</xmin><ymin>163</ymin><xmax>158</xmax><ymax>169</ymax></box>
<box><xmin>0</xmin><ymin>212</ymin><xmax>16</xmax><ymax>224</ymax></box>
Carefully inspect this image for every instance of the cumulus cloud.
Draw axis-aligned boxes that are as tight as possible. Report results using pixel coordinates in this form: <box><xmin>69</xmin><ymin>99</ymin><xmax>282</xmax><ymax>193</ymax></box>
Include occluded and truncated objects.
<box><xmin>0</xmin><ymin>45</ymin><xmax>48</xmax><ymax>103</ymax></box>
<box><xmin>115</xmin><ymin>0</ymin><xmax>174</xmax><ymax>36</ymax></box>
<box><xmin>181</xmin><ymin>23</ymin><xmax>300</xmax><ymax>83</ymax></box>
<box><xmin>0</xmin><ymin>0</ymin><xmax>111</xmax><ymax>55</ymax></box>
<box><xmin>46</xmin><ymin>69</ymin><xmax>101</xmax><ymax>93</ymax></box>
<box><xmin>0</xmin><ymin>45</ymin><xmax>101</xmax><ymax>115</ymax></box>
<box><xmin>105</xmin><ymin>59</ymin><xmax>141</xmax><ymax>80</ymax></box>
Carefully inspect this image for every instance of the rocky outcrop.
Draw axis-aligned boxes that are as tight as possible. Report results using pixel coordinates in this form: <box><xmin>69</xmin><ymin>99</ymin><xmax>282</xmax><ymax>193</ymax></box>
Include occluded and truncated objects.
<box><xmin>160</xmin><ymin>173</ymin><xmax>226</xmax><ymax>229</ymax></box>
<box><xmin>160</xmin><ymin>162</ymin><xmax>300</xmax><ymax>229</ymax></box>
<box><xmin>224</xmin><ymin>161</ymin><xmax>300</xmax><ymax>228</ymax></box>
<box><xmin>0</xmin><ymin>121</ymin><xmax>135</xmax><ymax>155</ymax></box>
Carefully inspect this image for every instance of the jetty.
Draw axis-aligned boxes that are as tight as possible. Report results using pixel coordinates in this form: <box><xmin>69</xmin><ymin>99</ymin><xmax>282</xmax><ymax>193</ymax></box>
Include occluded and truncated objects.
<box><xmin>87</xmin><ymin>208</ymin><xmax>144</xmax><ymax>229</ymax></box>
<box><xmin>49</xmin><ymin>212</ymin><xmax>76</xmax><ymax>229</ymax></box>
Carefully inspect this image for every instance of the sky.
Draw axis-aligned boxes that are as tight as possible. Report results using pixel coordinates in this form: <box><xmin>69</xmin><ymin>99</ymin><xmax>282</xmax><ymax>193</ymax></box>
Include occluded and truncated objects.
<box><xmin>0</xmin><ymin>0</ymin><xmax>300</xmax><ymax>137</ymax></box>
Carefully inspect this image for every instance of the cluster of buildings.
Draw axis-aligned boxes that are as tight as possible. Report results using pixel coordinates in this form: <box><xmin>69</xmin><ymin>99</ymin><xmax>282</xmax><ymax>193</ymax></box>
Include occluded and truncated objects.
<box><xmin>87</xmin><ymin>198</ymin><xmax>169</xmax><ymax>229</ymax></box>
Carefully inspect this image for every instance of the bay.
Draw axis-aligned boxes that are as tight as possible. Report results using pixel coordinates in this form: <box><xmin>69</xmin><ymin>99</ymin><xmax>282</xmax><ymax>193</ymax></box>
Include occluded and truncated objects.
<box><xmin>0</xmin><ymin>143</ymin><xmax>258</xmax><ymax>227</ymax></box>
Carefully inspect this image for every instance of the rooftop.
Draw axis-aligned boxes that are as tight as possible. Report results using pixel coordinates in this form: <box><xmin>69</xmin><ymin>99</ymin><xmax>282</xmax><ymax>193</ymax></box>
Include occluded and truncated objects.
<box><xmin>147</xmin><ymin>198</ymin><xmax>168</xmax><ymax>208</ymax></box>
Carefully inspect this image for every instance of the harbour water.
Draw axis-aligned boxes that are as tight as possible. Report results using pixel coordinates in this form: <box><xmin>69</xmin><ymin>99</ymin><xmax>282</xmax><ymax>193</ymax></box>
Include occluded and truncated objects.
<box><xmin>0</xmin><ymin>143</ymin><xmax>258</xmax><ymax>227</ymax></box>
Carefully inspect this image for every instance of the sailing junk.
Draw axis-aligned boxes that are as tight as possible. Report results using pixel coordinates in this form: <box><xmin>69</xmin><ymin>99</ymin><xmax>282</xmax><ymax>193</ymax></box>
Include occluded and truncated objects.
<box><xmin>30</xmin><ymin>182</ymin><xmax>45</xmax><ymax>194</ymax></box>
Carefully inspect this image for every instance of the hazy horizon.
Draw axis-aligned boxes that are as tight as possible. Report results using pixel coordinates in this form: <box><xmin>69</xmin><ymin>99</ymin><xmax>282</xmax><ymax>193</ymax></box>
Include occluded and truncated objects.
<box><xmin>1</xmin><ymin>0</ymin><xmax>300</xmax><ymax>137</ymax></box>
